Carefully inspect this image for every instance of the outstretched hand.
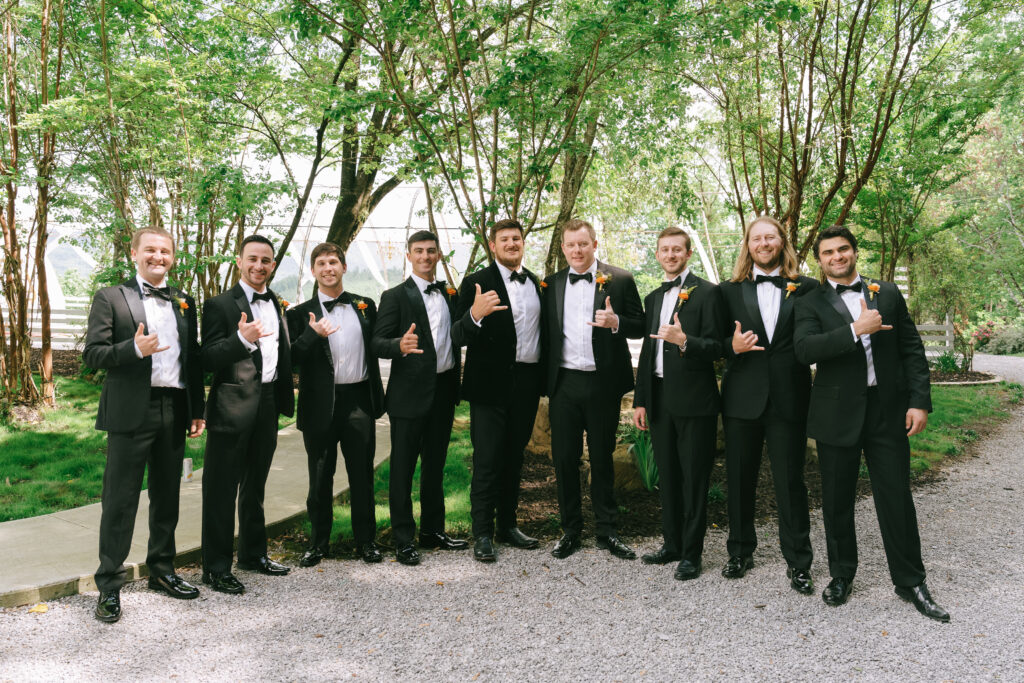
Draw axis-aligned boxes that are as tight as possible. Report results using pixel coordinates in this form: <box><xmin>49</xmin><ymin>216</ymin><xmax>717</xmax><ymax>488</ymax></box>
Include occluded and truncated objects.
<box><xmin>588</xmin><ymin>296</ymin><xmax>619</xmax><ymax>329</ymax></box>
<box><xmin>135</xmin><ymin>322</ymin><xmax>170</xmax><ymax>356</ymax></box>
<box><xmin>308</xmin><ymin>311</ymin><xmax>339</xmax><ymax>338</ymax></box>
<box><xmin>238</xmin><ymin>312</ymin><xmax>273</xmax><ymax>343</ymax></box>
<box><xmin>651</xmin><ymin>312</ymin><xmax>687</xmax><ymax>347</ymax></box>
<box><xmin>400</xmin><ymin>323</ymin><xmax>424</xmax><ymax>354</ymax></box>
<box><xmin>852</xmin><ymin>298</ymin><xmax>892</xmax><ymax>336</ymax></box>
<box><xmin>732</xmin><ymin>320</ymin><xmax>764</xmax><ymax>353</ymax></box>
<box><xmin>470</xmin><ymin>283</ymin><xmax>508</xmax><ymax>320</ymax></box>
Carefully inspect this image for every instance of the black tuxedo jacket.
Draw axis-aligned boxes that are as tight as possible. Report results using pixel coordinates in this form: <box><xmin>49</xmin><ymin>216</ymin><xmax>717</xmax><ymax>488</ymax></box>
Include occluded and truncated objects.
<box><xmin>201</xmin><ymin>283</ymin><xmax>295</xmax><ymax>434</ymax></box>
<box><xmin>542</xmin><ymin>261</ymin><xmax>644</xmax><ymax>398</ymax></box>
<box><xmin>452</xmin><ymin>262</ymin><xmax>546</xmax><ymax>405</ymax></box>
<box><xmin>83</xmin><ymin>279</ymin><xmax>204</xmax><ymax>432</ymax></box>
<box><xmin>719</xmin><ymin>275</ymin><xmax>818</xmax><ymax>422</ymax></box>
<box><xmin>287</xmin><ymin>293</ymin><xmax>386</xmax><ymax>432</ymax></box>
<box><xmin>794</xmin><ymin>279</ymin><xmax>932</xmax><ymax>447</ymax></box>
<box><xmin>633</xmin><ymin>273</ymin><xmax>724</xmax><ymax>418</ymax></box>
<box><xmin>371</xmin><ymin>277</ymin><xmax>461</xmax><ymax>419</ymax></box>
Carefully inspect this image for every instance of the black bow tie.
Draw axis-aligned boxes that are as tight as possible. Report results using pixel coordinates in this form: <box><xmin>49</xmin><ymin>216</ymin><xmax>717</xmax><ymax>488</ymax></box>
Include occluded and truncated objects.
<box><xmin>251</xmin><ymin>290</ymin><xmax>275</xmax><ymax>304</ymax></box>
<box><xmin>754</xmin><ymin>274</ymin><xmax>786</xmax><ymax>289</ymax></box>
<box><xmin>425</xmin><ymin>280</ymin><xmax>447</xmax><ymax>295</ymax></box>
<box><xmin>660</xmin><ymin>276</ymin><xmax>682</xmax><ymax>293</ymax></box>
<box><xmin>509</xmin><ymin>270</ymin><xmax>528</xmax><ymax>285</ymax></box>
<box><xmin>835</xmin><ymin>282</ymin><xmax>863</xmax><ymax>294</ymax></box>
<box><xmin>568</xmin><ymin>272</ymin><xmax>593</xmax><ymax>285</ymax></box>
<box><xmin>143</xmin><ymin>283</ymin><xmax>172</xmax><ymax>302</ymax></box>
<box><xmin>322</xmin><ymin>292</ymin><xmax>351</xmax><ymax>312</ymax></box>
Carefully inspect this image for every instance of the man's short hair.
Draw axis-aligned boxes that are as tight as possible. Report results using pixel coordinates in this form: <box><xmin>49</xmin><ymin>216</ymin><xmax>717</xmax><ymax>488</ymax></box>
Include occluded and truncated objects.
<box><xmin>239</xmin><ymin>234</ymin><xmax>275</xmax><ymax>256</ymax></box>
<box><xmin>310</xmin><ymin>242</ymin><xmax>346</xmax><ymax>267</ymax></box>
<box><xmin>813</xmin><ymin>225</ymin><xmax>858</xmax><ymax>259</ymax></box>
<box><xmin>561</xmin><ymin>218</ymin><xmax>596</xmax><ymax>241</ymax></box>
<box><xmin>656</xmin><ymin>226</ymin><xmax>692</xmax><ymax>251</ymax></box>
<box><xmin>407</xmin><ymin>230</ymin><xmax>440</xmax><ymax>251</ymax></box>
<box><xmin>130</xmin><ymin>227</ymin><xmax>175</xmax><ymax>252</ymax></box>
<box><xmin>489</xmin><ymin>218</ymin><xmax>524</xmax><ymax>243</ymax></box>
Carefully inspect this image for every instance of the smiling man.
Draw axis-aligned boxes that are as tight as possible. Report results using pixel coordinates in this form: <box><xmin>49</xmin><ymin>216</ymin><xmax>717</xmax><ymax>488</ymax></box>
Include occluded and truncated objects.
<box><xmin>84</xmin><ymin>228</ymin><xmax>206</xmax><ymax>622</ymax></box>
<box><xmin>794</xmin><ymin>224</ymin><xmax>949</xmax><ymax>622</ymax></box>
<box><xmin>200</xmin><ymin>234</ymin><xmax>295</xmax><ymax>594</ymax></box>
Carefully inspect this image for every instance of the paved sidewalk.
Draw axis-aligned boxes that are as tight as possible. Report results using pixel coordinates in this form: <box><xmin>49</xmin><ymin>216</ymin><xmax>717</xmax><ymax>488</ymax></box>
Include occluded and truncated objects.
<box><xmin>0</xmin><ymin>419</ymin><xmax>392</xmax><ymax>607</ymax></box>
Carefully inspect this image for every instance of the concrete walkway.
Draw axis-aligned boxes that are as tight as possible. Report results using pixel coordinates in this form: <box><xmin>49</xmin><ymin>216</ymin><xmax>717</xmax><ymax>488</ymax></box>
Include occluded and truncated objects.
<box><xmin>0</xmin><ymin>419</ymin><xmax>392</xmax><ymax>608</ymax></box>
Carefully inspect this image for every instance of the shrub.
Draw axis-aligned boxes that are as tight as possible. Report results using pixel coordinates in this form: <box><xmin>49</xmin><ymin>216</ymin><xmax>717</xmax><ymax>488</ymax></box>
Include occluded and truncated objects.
<box><xmin>931</xmin><ymin>351</ymin><xmax>961</xmax><ymax>373</ymax></box>
<box><xmin>619</xmin><ymin>422</ymin><xmax>658</xmax><ymax>491</ymax></box>
<box><xmin>971</xmin><ymin>320</ymin><xmax>996</xmax><ymax>349</ymax></box>
<box><xmin>986</xmin><ymin>327</ymin><xmax>1024</xmax><ymax>355</ymax></box>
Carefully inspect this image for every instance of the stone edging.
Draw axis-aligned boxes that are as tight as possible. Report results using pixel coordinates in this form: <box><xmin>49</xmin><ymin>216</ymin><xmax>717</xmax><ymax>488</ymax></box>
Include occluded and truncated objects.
<box><xmin>931</xmin><ymin>375</ymin><xmax>1004</xmax><ymax>386</ymax></box>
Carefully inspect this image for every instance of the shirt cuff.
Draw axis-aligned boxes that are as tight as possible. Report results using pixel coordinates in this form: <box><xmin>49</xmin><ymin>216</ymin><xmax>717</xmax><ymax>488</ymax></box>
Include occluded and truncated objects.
<box><xmin>850</xmin><ymin>323</ymin><xmax>858</xmax><ymax>342</ymax></box>
<box><xmin>238</xmin><ymin>329</ymin><xmax>257</xmax><ymax>351</ymax></box>
<box><xmin>471</xmin><ymin>312</ymin><xmax>482</xmax><ymax>327</ymax></box>
<box><xmin>133</xmin><ymin>341</ymin><xmax>143</xmax><ymax>358</ymax></box>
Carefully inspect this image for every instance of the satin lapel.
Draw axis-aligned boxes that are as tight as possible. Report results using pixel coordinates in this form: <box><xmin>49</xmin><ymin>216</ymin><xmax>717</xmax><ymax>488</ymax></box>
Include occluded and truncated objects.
<box><xmin>404</xmin><ymin>278</ymin><xmax>435</xmax><ymax>349</ymax></box>
<box><xmin>823</xmin><ymin>284</ymin><xmax>855</xmax><ymax>325</ymax></box>
<box><xmin>864</xmin><ymin>280</ymin><xmax>879</xmax><ymax>312</ymax></box>
<box><xmin>592</xmin><ymin>261</ymin><xmax>610</xmax><ymax>316</ymax></box>
<box><xmin>649</xmin><ymin>289</ymin><xmax>666</xmax><ymax>335</ymax></box>
<box><xmin>171</xmin><ymin>286</ymin><xmax>188</xmax><ymax>362</ymax></box>
<box><xmin>267</xmin><ymin>288</ymin><xmax>290</xmax><ymax>346</ymax></box>
<box><xmin>490</xmin><ymin>263</ymin><xmax>516</xmax><ymax>343</ymax></box>
<box><xmin>553</xmin><ymin>270</ymin><xmax>566</xmax><ymax>331</ymax></box>
<box><xmin>120</xmin><ymin>280</ymin><xmax>147</xmax><ymax>333</ymax></box>
<box><xmin>672</xmin><ymin>271</ymin><xmax>700</xmax><ymax>316</ymax></box>
<box><xmin>310</xmin><ymin>299</ymin><xmax>333</xmax><ymax>367</ymax></box>
<box><xmin>741</xmin><ymin>279</ymin><xmax>769</xmax><ymax>342</ymax></box>
<box><xmin>775</xmin><ymin>280</ymin><xmax>798</xmax><ymax>338</ymax></box>
<box><xmin>232</xmin><ymin>284</ymin><xmax>255</xmax><ymax>323</ymax></box>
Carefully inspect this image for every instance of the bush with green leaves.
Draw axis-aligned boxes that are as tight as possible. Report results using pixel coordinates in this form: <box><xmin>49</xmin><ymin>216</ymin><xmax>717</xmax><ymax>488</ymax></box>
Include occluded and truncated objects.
<box><xmin>619</xmin><ymin>421</ymin><xmax>658</xmax><ymax>492</ymax></box>
<box><xmin>986</xmin><ymin>327</ymin><xmax>1024</xmax><ymax>355</ymax></box>
<box><xmin>931</xmin><ymin>351</ymin><xmax>962</xmax><ymax>373</ymax></box>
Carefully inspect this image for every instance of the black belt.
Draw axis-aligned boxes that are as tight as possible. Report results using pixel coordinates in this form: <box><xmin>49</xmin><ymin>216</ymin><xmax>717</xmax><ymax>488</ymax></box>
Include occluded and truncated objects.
<box><xmin>150</xmin><ymin>387</ymin><xmax>185</xmax><ymax>398</ymax></box>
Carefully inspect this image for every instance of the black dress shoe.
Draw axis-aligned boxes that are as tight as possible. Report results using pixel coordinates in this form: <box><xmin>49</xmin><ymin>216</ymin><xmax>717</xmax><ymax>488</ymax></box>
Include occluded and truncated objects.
<box><xmin>721</xmin><ymin>555</ymin><xmax>754</xmax><ymax>579</ymax></box>
<box><xmin>551</xmin><ymin>534</ymin><xmax>582</xmax><ymax>559</ymax></box>
<box><xmin>94</xmin><ymin>590</ymin><xmax>121</xmax><ymax>623</ymax></box>
<box><xmin>419</xmin><ymin>531</ymin><xmax>470</xmax><ymax>550</ymax></box>
<box><xmin>396</xmin><ymin>543</ymin><xmax>421</xmax><ymax>566</ymax></box>
<box><xmin>496</xmin><ymin>527</ymin><xmax>539</xmax><ymax>549</ymax></box>
<box><xmin>641</xmin><ymin>547</ymin><xmax>682</xmax><ymax>565</ymax></box>
<box><xmin>596</xmin><ymin>535</ymin><xmax>637</xmax><ymax>560</ymax></box>
<box><xmin>787</xmin><ymin>567</ymin><xmax>814</xmax><ymax>595</ymax></box>
<box><xmin>202</xmin><ymin>572</ymin><xmax>245</xmax><ymax>595</ymax></box>
<box><xmin>148</xmin><ymin>573</ymin><xmax>200</xmax><ymax>599</ymax></box>
<box><xmin>357</xmin><ymin>542</ymin><xmax>384</xmax><ymax>564</ymax></box>
<box><xmin>895</xmin><ymin>582</ymin><xmax>950</xmax><ymax>623</ymax></box>
<box><xmin>474</xmin><ymin>536</ymin><xmax>497</xmax><ymax>562</ymax></box>
<box><xmin>299</xmin><ymin>548</ymin><xmax>326</xmax><ymax>568</ymax></box>
<box><xmin>674</xmin><ymin>560</ymin><xmax>702</xmax><ymax>581</ymax></box>
<box><xmin>822</xmin><ymin>577</ymin><xmax>853</xmax><ymax>606</ymax></box>
<box><xmin>237</xmin><ymin>555</ymin><xmax>290</xmax><ymax>576</ymax></box>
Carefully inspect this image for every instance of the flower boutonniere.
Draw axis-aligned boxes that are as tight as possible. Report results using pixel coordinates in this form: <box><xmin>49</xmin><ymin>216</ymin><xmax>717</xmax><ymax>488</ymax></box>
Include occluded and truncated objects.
<box><xmin>446</xmin><ymin>286</ymin><xmax>457</xmax><ymax>297</ymax></box>
<box><xmin>540</xmin><ymin>280</ymin><xmax>548</xmax><ymax>290</ymax></box>
<box><xmin>867</xmin><ymin>281</ymin><xmax>880</xmax><ymax>300</ymax></box>
<box><xmin>171</xmin><ymin>294</ymin><xmax>189</xmax><ymax>317</ymax></box>
<box><xmin>276</xmin><ymin>294</ymin><xmax>290</xmax><ymax>310</ymax></box>
<box><xmin>353</xmin><ymin>298</ymin><xmax>369</xmax><ymax>319</ymax></box>
<box><xmin>595</xmin><ymin>271</ymin><xmax>611</xmax><ymax>291</ymax></box>
<box><xmin>675</xmin><ymin>285</ymin><xmax>698</xmax><ymax>308</ymax></box>
<box><xmin>785</xmin><ymin>281</ymin><xmax>801</xmax><ymax>300</ymax></box>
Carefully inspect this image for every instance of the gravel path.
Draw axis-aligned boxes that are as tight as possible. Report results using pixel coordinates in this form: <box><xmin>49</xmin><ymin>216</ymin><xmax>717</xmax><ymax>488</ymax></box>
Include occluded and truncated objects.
<box><xmin>2</xmin><ymin>355</ymin><xmax>1022</xmax><ymax>681</ymax></box>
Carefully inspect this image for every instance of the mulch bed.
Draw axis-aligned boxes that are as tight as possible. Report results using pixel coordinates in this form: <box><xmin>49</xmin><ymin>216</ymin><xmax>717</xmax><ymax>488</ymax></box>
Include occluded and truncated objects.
<box><xmin>930</xmin><ymin>370</ymin><xmax>996</xmax><ymax>383</ymax></box>
<box><xmin>30</xmin><ymin>348</ymin><xmax>82</xmax><ymax>377</ymax></box>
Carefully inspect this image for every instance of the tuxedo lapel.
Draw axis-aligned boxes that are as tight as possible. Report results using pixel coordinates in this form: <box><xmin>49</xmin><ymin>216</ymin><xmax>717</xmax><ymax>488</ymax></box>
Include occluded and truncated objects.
<box><xmin>404</xmin><ymin>278</ymin><xmax>435</xmax><ymax>350</ymax></box>
<box><xmin>489</xmin><ymin>263</ymin><xmax>517</xmax><ymax>344</ymax></box>
<box><xmin>741</xmin><ymin>279</ymin><xmax>769</xmax><ymax>342</ymax></box>
<box><xmin>172</xmin><ymin>286</ymin><xmax>189</xmax><ymax>362</ymax></box>
<box><xmin>232</xmin><ymin>284</ymin><xmax>261</xmax><ymax>371</ymax></box>
<box><xmin>119</xmin><ymin>280</ymin><xmax>147</xmax><ymax>333</ymax></box>
<box><xmin>823</xmin><ymin>284</ymin><xmax>855</xmax><ymax>325</ymax></box>
<box><xmin>553</xmin><ymin>269</ymin><xmax>566</xmax><ymax>331</ymax></box>
<box><xmin>864</xmin><ymin>280</ymin><xmax>879</xmax><ymax>312</ymax></box>
<box><xmin>592</xmin><ymin>261</ymin><xmax>609</xmax><ymax>315</ymax></box>
<box><xmin>649</xmin><ymin>289</ymin><xmax>666</xmax><ymax>335</ymax></box>
<box><xmin>775</xmin><ymin>280</ymin><xmax>798</xmax><ymax>339</ymax></box>
<box><xmin>308</xmin><ymin>299</ymin><xmax>333</xmax><ymax>367</ymax></box>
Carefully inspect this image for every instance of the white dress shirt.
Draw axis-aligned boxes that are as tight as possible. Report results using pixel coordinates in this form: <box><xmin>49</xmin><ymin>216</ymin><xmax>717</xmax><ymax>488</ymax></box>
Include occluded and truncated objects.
<box><xmin>238</xmin><ymin>280</ymin><xmax>280</xmax><ymax>384</ymax></box>
<box><xmin>319</xmin><ymin>291</ymin><xmax>369</xmax><ymax>385</ymax></box>
<box><xmin>753</xmin><ymin>265</ymin><xmax>782</xmax><ymax>343</ymax></box>
<box><xmin>655</xmin><ymin>268</ymin><xmax>688</xmax><ymax>378</ymax></box>
<box><xmin>829</xmin><ymin>276</ymin><xmax>877</xmax><ymax>387</ymax></box>
<box><xmin>134</xmin><ymin>275</ymin><xmax>184</xmax><ymax>389</ymax></box>
<box><xmin>411</xmin><ymin>274</ymin><xmax>455</xmax><ymax>373</ymax></box>
<box><xmin>560</xmin><ymin>261</ymin><xmax>598</xmax><ymax>371</ymax></box>
<box><xmin>495</xmin><ymin>262</ymin><xmax>541</xmax><ymax>363</ymax></box>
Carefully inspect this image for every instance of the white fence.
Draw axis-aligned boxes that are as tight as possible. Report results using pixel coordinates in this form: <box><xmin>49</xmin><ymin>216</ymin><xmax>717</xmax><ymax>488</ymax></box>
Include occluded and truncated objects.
<box><xmin>0</xmin><ymin>296</ymin><xmax>90</xmax><ymax>350</ymax></box>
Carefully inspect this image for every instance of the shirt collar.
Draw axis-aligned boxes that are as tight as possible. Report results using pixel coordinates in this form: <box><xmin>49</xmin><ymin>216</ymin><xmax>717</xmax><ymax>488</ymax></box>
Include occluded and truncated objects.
<box><xmin>569</xmin><ymin>260</ymin><xmax>598</xmax><ymax>277</ymax></box>
<box><xmin>827</xmin><ymin>274</ymin><xmax>862</xmax><ymax>290</ymax></box>
<box><xmin>496</xmin><ymin>261</ymin><xmax>525</xmax><ymax>281</ymax></box>
<box><xmin>136</xmin><ymin>274</ymin><xmax>167</xmax><ymax>292</ymax></box>
<box><xmin>317</xmin><ymin>289</ymin><xmax>344</xmax><ymax>304</ymax></box>
<box><xmin>410</xmin><ymin>273</ymin><xmax>436</xmax><ymax>293</ymax></box>
<box><xmin>667</xmin><ymin>268</ymin><xmax>690</xmax><ymax>286</ymax></box>
<box><xmin>239</xmin><ymin>280</ymin><xmax>267</xmax><ymax>302</ymax></box>
<box><xmin>753</xmin><ymin>265</ymin><xmax>781</xmax><ymax>279</ymax></box>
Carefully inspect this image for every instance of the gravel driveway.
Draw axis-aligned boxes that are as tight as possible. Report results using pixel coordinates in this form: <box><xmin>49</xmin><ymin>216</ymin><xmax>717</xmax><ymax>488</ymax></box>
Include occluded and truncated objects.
<box><xmin>1</xmin><ymin>355</ymin><xmax>1022</xmax><ymax>681</ymax></box>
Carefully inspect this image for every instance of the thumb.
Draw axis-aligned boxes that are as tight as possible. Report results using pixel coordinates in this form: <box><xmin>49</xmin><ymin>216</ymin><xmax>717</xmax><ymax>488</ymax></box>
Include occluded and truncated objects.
<box><xmin>239</xmin><ymin>312</ymin><xmax>248</xmax><ymax>324</ymax></box>
<box><xmin>604</xmin><ymin>296</ymin><xmax>612</xmax><ymax>310</ymax></box>
<box><xmin>475</xmin><ymin>283</ymin><xmax>482</xmax><ymax>295</ymax></box>
<box><xmin>136</xmin><ymin>322</ymin><xmax>145</xmax><ymax>335</ymax></box>
<box><xmin>308</xmin><ymin>312</ymin><xmax>316</xmax><ymax>323</ymax></box>
<box><xmin>734</xmin><ymin>320</ymin><xmax>742</xmax><ymax>334</ymax></box>
<box><xmin>406</xmin><ymin>323</ymin><xmax>416</xmax><ymax>334</ymax></box>
<box><xmin>673</xmin><ymin>312</ymin><xmax>681</xmax><ymax>326</ymax></box>
<box><xmin>860</xmin><ymin>298</ymin><xmax>868</xmax><ymax>311</ymax></box>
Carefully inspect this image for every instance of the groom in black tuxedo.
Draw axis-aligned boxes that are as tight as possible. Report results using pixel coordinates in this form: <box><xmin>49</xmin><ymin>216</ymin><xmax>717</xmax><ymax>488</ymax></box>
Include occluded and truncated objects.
<box><xmin>200</xmin><ymin>234</ymin><xmax>295</xmax><ymax>594</ymax></box>
<box><xmin>718</xmin><ymin>216</ymin><xmax>817</xmax><ymax>594</ymax></box>
<box><xmin>794</xmin><ymin>224</ymin><xmax>949</xmax><ymax>622</ymax></box>
<box><xmin>84</xmin><ymin>228</ymin><xmax>205</xmax><ymax>623</ymax></box>
<box><xmin>543</xmin><ymin>219</ymin><xmax>644</xmax><ymax>560</ymax></box>
<box><xmin>453</xmin><ymin>218</ymin><xmax>544</xmax><ymax>562</ymax></box>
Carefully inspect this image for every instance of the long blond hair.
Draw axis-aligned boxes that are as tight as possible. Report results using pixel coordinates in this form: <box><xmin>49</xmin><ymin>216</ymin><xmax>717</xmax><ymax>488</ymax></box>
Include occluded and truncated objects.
<box><xmin>730</xmin><ymin>215</ymin><xmax>800</xmax><ymax>282</ymax></box>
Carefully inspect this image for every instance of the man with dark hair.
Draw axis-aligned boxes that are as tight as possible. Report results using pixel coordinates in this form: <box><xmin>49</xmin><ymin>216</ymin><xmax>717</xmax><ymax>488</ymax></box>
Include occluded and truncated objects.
<box><xmin>718</xmin><ymin>216</ymin><xmax>817</xmax><ymax>593</ymax></box>
<box><xmin>453</xmin><ymin>218</ymin><xmax>544</xmax><ymax>562</ymax></box>
<box><xmin>543</xmin><ymin>219</ymin><xmax>645</xmax><ymax>560</ymax></box>
<box><xmin>287</xmin><ymin>243</ymin><xmax>385</xmax><ymax>568</ymax></box>
<box><xmin>84</xmin><ymin>228</ymin><xmax>205</xmax><ymax>623</ymax></box>
<box><xmin>200</xmin><ymin>233</ymin><xmax>295</xmax><ymax>594</ymax></box>
<box><xmin>794</xmin><ymin>224</ymin><xmax>949</xmax><ymax>622</ymax></box>
<box><xmin>372</xmin><ymin>229</ymin><xmax>467</xmax><ymax>565</ymax></box>
<box><xmin>633</xmin><ymin>226</ymin><xmax>725</xmax><ymax>580</ymax></box>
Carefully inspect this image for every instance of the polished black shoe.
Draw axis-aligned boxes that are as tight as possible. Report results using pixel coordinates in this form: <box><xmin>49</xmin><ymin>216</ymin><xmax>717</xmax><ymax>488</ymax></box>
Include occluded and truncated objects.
<box><xmin>418</xmin><ymin>531</ymin><xmax>469</xmax><ymax>550</ymax></box>
<box><xmin>496</xmin><ymin>527</ymin><xmax>539</xmax><ymax>549</ymax></box>
<box><xmin>641</xmin><ymin>547</ymin><xmax>682</xmax><ymax>565</ymax></box>
<box><xmin>299</xmin><ymin>548</ymin><xmax>327</xmax><ymax>568</ymax></box>
<box><xmin>596</xmin><ymin>535</ymin><xmax>637</xmax><ymax>560</ymax></box>
<box><xmin>148</xmin><ymin>573</ymin><xmax>200</xmax><ymax>599</ymax></box>
<box><xmin>357</xmin><ymin>542</ymin><xmax>384</xmax><ymax>564</ymax></box>
<box><xmin>237</xmin><ymin>555</ymin><xmax>290</xmax><ymax>576</ymax></box>
<box><xmin>474</xmin><ymin>536</ymin><xmax>497</xmax><ymax>562</ymax></box>
<box><xmin>396</xmin><ymin>543</ymin><xmax>421</xmax><ymax>566</ymax></box>
<box><xmin>551</xmin><ymin>534</ymin><xmax>582</xmax><ymax>559</ymax></box>
<box><xmin>822</xmin><ymin>577</ymin><xmax>853</xmax><ymax>606</ymax></box>
<box><xmin>895</xmin><ymin>582</ymin><xmax>950</xmax><ymax>623</ymax></box>
<box><xmin>721</xmin><ymin>555</ymin><xmax>754</xmax><ymax>579</ymax></box>
<box><xmin>202</xmin><ymin>572</ymin><xmax>245</xmax><ymax>595</ymax></box>
<box><xmin>94</xmin><ymin>590</ymin><xmax>121</xmax><ymax>623</ymax></box>
<box><xmin>674</xmin><ymin>560</ymin><xmax>702</xmax><ymax>581</ymax></box>
<box><xmin>787</xmin><ymin>567</ymin><xmax>814</xmax><ymax>595</ymax></box>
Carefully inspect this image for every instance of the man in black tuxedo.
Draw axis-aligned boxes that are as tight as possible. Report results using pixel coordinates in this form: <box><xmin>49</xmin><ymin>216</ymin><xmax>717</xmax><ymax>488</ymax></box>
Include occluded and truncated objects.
<box><xmin>287</xmin><ymin>243</ymin><xmax>385</xmax><ymax>568</ymax></box>
<box><xmin>200</xmin><ymin>234</ymin><xmax>295</xmax><ymax>594</ymax></box>
<box><xmin>794</xmin><ymin>224</ymin><xmax>949</xmax><ymax>622</ymax></box>
<box><xmin>543</xmin><ymin>219</ymin><xmax>644</xmax><ymax>560</ymax></box>
<box><xmin>453</xmin><ymin>218</ymin><xmax>544</xmax><ymax>562</ymax></box>
<box><xmin>84</xmin><ymin>228</ymin><xmax>206</xmax><ymax>623</ymax></box>
<box><xmin>371</xmin><ymin>230</ymin><xmax>468</xmax><ymax>565</ymax></box>
<box><xmin>718</xmin><ymin>216</ymin><xmax>817</xmax><ymax>594</ymax></box>
<box><xmin>633</xmin><ymin>226</ymin><xmax>725</xmax><ymax>580</ymax></box>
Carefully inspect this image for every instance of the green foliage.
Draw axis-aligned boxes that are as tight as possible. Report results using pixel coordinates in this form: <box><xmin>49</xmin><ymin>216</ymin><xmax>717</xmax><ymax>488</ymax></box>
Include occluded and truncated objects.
<box><xmin>909</xmin><ymin>384</ymin><xmax>1017</xmax><ymax>463</ymax></box>
<box><xmin>707</xmin><ymin>483</ymin><xmax>725</xmax><ymax>504</ymax></box>
<box><xmin>619</xmin><ymin>421</ymin><xmax>658</xmax><ymax>492</ymax></box>
<box><xmin>931</xmin><ymin>351</ymin><xmax>962</xmax><ymax>374</ymax></box>
<box><xmin>986</xmin><ymin>328</ymin><xmax>1024</xmax><ymax>355</ymax></box>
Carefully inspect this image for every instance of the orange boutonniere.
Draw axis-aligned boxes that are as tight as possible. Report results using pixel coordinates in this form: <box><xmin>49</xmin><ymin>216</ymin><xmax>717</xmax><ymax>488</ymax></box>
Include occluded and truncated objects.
<box><xmin>446</xmin><ymin>286</ymin><xmax>457</xmax><ymax>296</ymax></box>
<box><xmin>867</xmin><ymin>281</ymin><xmax>880</xmax><ymax>300</ymax></box>
<box><xmin>353</xmin><ymin>298</ymin><xmax>369</xmax><ymax>318</ymax></box>
<box><xmin>275</xmin><ymin>295</ymin><xmax>290</xmax><ymax>309</ymax></box>
<box><xmin>595</xmin><ymin>271</ymin><xmax>611</xmax><ymax>291</ymax></box>
<box><xmin>540</xmin><ymin>280</ymin><xmax>548</xmax><ymax>289</ymax></box>
<box><xmin>676</xmin><ymin>285</ymin><xmax>698</xmax><ymax>308</ymax></box>
<box><xmin>171</xmin><ymin>294</ymin><xmax>189</xmax><ymax>317</ymax></box>
<box><xmin>785</xmin><ymin>281</ymin><xmax>800</xmax><ymax>300</ymax></box>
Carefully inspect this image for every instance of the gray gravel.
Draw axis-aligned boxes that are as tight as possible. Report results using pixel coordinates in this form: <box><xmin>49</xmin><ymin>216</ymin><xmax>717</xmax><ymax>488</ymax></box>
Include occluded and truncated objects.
<box><xmin>2</xmin><ymin>355</ymin><xmax>1023</xmax><ymax>681</ymax></box>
